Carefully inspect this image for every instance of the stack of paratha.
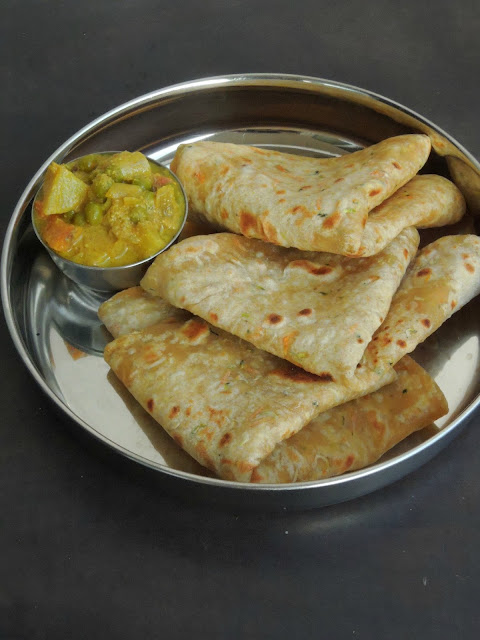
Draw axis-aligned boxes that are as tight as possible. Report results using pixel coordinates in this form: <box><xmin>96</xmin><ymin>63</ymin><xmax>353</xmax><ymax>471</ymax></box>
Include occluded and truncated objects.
<box><xmin>99</xmin><ymin>135</ymin><xmax>480</xmax><ymax>484</ymax></box>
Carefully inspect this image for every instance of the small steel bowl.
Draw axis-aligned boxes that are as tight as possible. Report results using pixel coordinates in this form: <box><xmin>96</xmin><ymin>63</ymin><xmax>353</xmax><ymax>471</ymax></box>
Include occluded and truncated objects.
<box><xmin>31</xmin><ymin>152</ymin><xmax>188</xmax><ymax>292</ymax></box>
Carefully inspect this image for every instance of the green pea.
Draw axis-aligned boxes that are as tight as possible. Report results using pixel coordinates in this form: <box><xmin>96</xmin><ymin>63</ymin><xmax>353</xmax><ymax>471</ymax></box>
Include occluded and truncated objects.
<box><xmin>85</xmin><ymin>202</ymin><xmax>103</xmax><ymax>225</ymax></box>
<box><xmin>92</xmin><ymin>173</ymin><xmax>114</xmax><ymax>198</ymax></box>
<box><xmin>77</xmin><ymin>154</ymin><xmax>98</xmax><ymax>172</ymax></box>
<box><xmin>73</xmin><ymin>212</ymin><xmax>86</xmax><ymax>226</ymax></box>
<box><xmin>129</xmin><ymin>205</ymin><xmax>147</xmax><ymax>224</ymax></box>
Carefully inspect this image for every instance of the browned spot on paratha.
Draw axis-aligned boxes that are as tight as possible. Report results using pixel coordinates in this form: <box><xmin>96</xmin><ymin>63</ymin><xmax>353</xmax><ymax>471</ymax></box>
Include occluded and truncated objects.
<box><xmin>182</xmin><ymin>320</ymin><xmax>209</xmax><ymax>341</ymax></box>
<box><xmin>417</xmin><ymin>267</ymin><xmax>432</xmax><ymax>277</ymax></box>
<box><xmin>169</xmin><ymin>405</ymin><xmax>180</xmax><ymax>419</ymax></box>
<box><xmin>147</xmin><ymin>398</ymin><xmax>154</xmax><ymax>412</ymax></box>
<box><xmin>322</xmin><ymin>211</ymin><xmax>341</xmax><ymax>229</ymax></box>
<box><xmin>298</xmin><ymin>308</ymin><xmax>312</xmax><ymax>316</ymax></box>
<box><xmin>239</xmin><ymin>211</ymin><xmax>258</xmax><ymax>236</ymax></box>
<box><xmin>289</xmin><ymin>260</ymin><xmax>333</xmax><ymax>276</ymax></box>
<box><xmin>267</xmin><ymin>313</ymin><xmax>283</xmax><ymax>324</ymax></box>
<box><xmin>219</xmin><ymin>432</ymin><xmax>232</xmax><ymax>447</ymax></box>
<box><xmin>421</xmin><ymin>318</ymin><xmax>431</xmax><ymax>328</ymax></box>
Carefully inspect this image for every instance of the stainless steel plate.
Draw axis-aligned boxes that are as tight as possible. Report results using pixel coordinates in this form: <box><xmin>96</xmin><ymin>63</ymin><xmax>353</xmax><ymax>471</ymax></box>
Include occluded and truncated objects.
<box><xmin>3</xmin><ymin>74</ymin><xmax>480</xmax><ymax>509</ymax></box>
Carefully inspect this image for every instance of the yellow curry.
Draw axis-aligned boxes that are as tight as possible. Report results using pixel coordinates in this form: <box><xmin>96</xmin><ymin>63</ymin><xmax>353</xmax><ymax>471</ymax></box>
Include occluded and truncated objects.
<box><xmin>33</xmin><ymin>151</ymin><xmax>186</xmax><ymax>267</ymax></box>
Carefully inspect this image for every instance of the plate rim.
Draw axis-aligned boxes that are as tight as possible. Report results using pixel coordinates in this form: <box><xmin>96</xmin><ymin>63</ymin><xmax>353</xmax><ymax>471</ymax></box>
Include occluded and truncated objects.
<box><xmin>3</xmin><ymin>72</ymin><xmax>480</xmax><ymax>499</ymax></box>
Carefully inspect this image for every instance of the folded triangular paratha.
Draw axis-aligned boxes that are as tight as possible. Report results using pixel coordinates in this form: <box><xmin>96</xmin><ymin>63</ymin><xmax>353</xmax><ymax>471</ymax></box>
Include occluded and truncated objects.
<box><xmin>103</xmin><ymin>314</ymin><xmax>394</xmax><ymax>482</ymax></box>
<box><xmin>140</xmin><ymin>228</ymin><xmax>419</xmax><ymax>379</ymax></box>
<box><xmin>171</xmin><ymin>135</ymin><xmax>431</xmax><ymax>254</ymax></box>
<box><xmin>251</xmin><ymin>356</ymin><xmax>448</xmax><ymax>483</ymax></box>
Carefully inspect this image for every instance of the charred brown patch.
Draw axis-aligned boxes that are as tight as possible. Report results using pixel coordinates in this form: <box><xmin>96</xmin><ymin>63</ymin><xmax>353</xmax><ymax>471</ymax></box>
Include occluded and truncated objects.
<box><xmin>357</xmin><ymin>338</ymin><xmax>364</xmax><ymax>344</ymax></box>
<box><xmin>392</xmin><ymin>162</ymin><xmax>401</xmax><ymax>169</ymax></box>
<box><xmin>169</xmin><ymin>405</ymin><xmax>180</xmax><ymax>419</ymax></box>
<box><xmin>291</xmin><ymin>205</ymin><xmax>309</xmax><ymax>218</ymax></box>
<box><xmin>276</xmin><ymin>189</ymin><xmax>286</xmax><ymax>195</ymax></box>
<box><xmin>275</xmin><ymin>164</ymin><xmax>289</xmax><ymax>173</ymax></box>
<box><xmin>186</xmin><ymin>407</ymin><xmax>192</xmax><ymax>416</ymax></box>
<box><xmin>417</xmin><ymin>267</ymin><xmax>432</xmax><ymax>277</ymax></box>
<box><xmin>147</xmin><ymin>398</ymin><xmax>154</xmax><ymax>412</ymax></box>
<box><xmin>462</xmin><ymin>253</ymin><xmax>470</xmax><ymax>259</ymax></box>
<box><xmin>334</xmin><ymin>177</ymin><xmax>344</xmax><ymax>183</ymax></box>
<box><xmin>209</xmin><ymin>312</ymin><xmax>218</xmax><ymax>322</ymax></box>
<box><xmin>298</xmin><ymin>308</ymin><xmax>312</xmax><ymax>316</ymax></box>
<box><xmin>299</xmin><ymin>185</ymin><xmax>312</xmax><ymax>190</ymax></box>
<box><xmin>397</xmin><ymin>339</ymin><xmax>407</xmax><ymax>348</ymax></box>
<box><xmin>219</xmin><ymin>432</ymin><xmax>232</xmax><ymax>447</ymax></box>
<box><xmin>289</xmin><ymin>260</ymin><xmax>333</xmax><ymax>276</ymax></box>
<box><xmin>451</xmin><ymin>300</ymin><xmax>457</xmax><ymax>309</ymax></box>
<box><xmin>267</xmin><ymin>313</ymin><xmax>283</xmax><ymax>324</ymax></box>
<box><xmin>344</xmin><ymin>455</ymin><xmax>355</xmax><ymax>469</ymax></box>
<box><xmin>382</xmin><ymin>337</ymin><xmax>392</xmax><ymax>345</ymax></box>
<box><xmin>421</xmin><ymin>318</ymin><xmax>431</xmax><ymax>328</ymax></box>
<box><xmin>221</xmin><ymin>208</ymin><xmax>228</xmax><ymax>220</ymax></box>
<box><xmin>465</xmin><ymin>263</ymin><xmax>475</xmax><ymax>273</ymax></box>
<box><xmin>322</xmin><ymin>211</ymin><xmax>341</xmax><ymax>229</ymax></box>
<box><xmin>403</xmin><ymin>248</ymin><xmax>409</xmax><ymax>259</ymax></box>
<box><xmin>182</xmin><ymin>320</ymin><xmax>209</xmax><ymax>341</ymax></box>
<box><xmin>278</xmin><ymin>198</ymin><xmax>286</xmax><ymax>203</ymax></box>
<box><xmin>239</xmin><ymin>211</ymin><xmax>258</xmax><ymax>236</ymax></box>
<box><xmin>369</xmin><ymin>188</ymin><xmax>381</xmax><ymax>197</ymax></box>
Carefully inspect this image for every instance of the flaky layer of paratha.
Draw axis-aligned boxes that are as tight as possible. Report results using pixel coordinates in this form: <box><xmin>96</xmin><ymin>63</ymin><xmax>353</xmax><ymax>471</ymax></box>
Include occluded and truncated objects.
<box><xmin>103</xmin><ymin>316</ymin><xmax>394</xmax><ymax>482</ymax></box>
<box><xmin>251</xmin><ymin>356</ymin><xmax>448</xmax><ymax>483</ymax></box>
<box><xmin>141</xmin><ymin>229</ymin><xmax>419</xmax><ymax>380</ymax></box>
<box><xmin>171</xmin><ymin>135</ymin><xmax>431</xmax><ymax>254</ymax></box>
<box><xmin>350</xmin><ymin>175</ymin><xmax>465</xmax><ymax>257</ymax></box>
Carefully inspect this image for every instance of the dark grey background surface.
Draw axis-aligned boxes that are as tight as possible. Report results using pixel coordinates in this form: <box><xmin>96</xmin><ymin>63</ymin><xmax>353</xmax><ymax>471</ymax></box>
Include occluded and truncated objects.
<box><xmin>2</xmin><ymin>1</ymin><xmax>479</xmax><ymax>638</ymax></box>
